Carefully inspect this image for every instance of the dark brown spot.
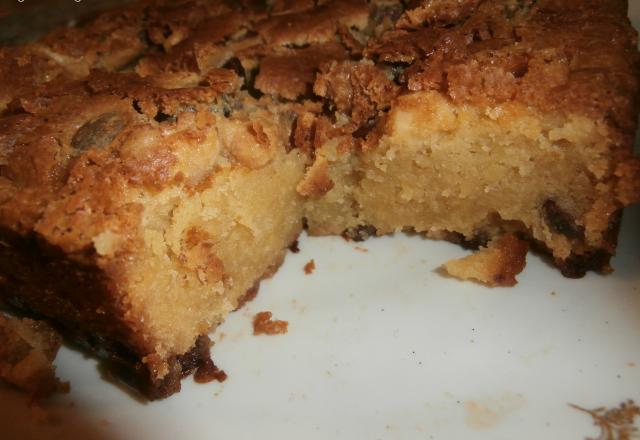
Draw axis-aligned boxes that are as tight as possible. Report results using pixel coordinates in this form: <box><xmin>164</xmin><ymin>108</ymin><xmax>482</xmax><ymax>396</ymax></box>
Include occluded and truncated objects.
<box><xmin>556</xmin><ymin>249</ymin><xmax>612</xmax><ymax>278</ymax></box>
<box><xmin>177</xmin><ymin>335</ymin><xmax>212</xmax><ymax>378</ymax></box>
<box><xmin>388</xmin><ymin>62</ymin><xmax>409</xmax><ymax>85</ymax></box>
<box><xmin>222</xmin><ymin>57</ymin><xmax>246</xmax><ymax>81</ymax></box>
<box><xmin>287</xmin><ymin>116</ymin><xmax>298</xmax><ymax>153</ymax></box>
<box><xmin>288</xmin><ymin>239</ymin><xmax>300</xmax><ymax>253</ymax></box>
<box><xmin>353</xmin><ymin>118</ymin><xmax>376</xmax><ymax>139</ymax></box>
<box><xmin>153</xmin><ymin>111</ymin><xmax>176</xmax><ymax>123</ymax></box>
<box><xmin>603</xmin><ymin>209</ymin><xmax>622</xmax><ymax>245</ymax></box>
<box><xmin>541</xmin><ymin>199</ymin><xmax>584</xmax><ymax>240</ymax></box>
<box><xmin>450</xmin><ymin>230</ymin><xmax>490</xmax><ymax>250</ymax></box>
<box><xmin>511</xmin><ymin>60</ymin><xmax>529</xmax><ymax>78</ymax></box>
<box><xmin>71</xmin><ymin>112</ymin><xmax>125</xmax><ymax>151</ymax></box>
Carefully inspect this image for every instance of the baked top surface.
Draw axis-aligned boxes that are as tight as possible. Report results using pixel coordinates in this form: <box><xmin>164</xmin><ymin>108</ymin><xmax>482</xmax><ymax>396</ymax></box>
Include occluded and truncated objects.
<box><xmin>0</xmin><ymin>0</ymin><xmax>637</xmax><ymax>253</ymax></box>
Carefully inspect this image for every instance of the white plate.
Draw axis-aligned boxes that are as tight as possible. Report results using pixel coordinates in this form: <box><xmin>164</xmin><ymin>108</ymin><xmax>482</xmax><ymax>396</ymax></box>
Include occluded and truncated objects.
<box><xmin>2</xmin><ymin>6</ymin><xmax>640</xmax><ymax>440</ymax></box>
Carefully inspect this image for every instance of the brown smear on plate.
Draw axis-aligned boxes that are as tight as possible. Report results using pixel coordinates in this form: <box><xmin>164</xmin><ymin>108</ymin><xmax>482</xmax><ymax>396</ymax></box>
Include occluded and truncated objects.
<box><xmin>464</xmin><ymin>393</ymin><xmax>526</xmax><ymax>430</ymax></box>
<box><xmin>570</xmin><ymin>400</ymin><xmax>640</xmax><ymax>440</ymax></box>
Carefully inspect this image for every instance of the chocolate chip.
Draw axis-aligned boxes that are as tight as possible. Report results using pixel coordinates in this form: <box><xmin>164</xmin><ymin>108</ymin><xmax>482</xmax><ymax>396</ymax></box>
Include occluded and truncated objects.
<box><xmin>71</xmin><ymin>112</ymin><xmax>125</xmax><ymax>151</ymax></box>
<box><xmin>342</xmin><ymin>225</ymin><xmax>377</xmax><ymax>242</ymax></box>
<box><xmin>541</xmin><ymin>199</ymin><xmax>584</xmax><ymax>240</ymax></box>
<box><xmin>222</xmin><ymin>57</ymin><xmax>246</xmax><ymax>81</ymax></box>
<box><xmin>353</xmin><ymin>118</ymin><xmax>377</xmax><ymax>139</ymax></box>
<box><xmin>454</xmin><ymin>230</ymin><xmax>490</xmax><ymax>250</ymax></box>
<box><xmin>288</xmin><ymin>239</ymin><xmax>300</xmax><ymax>253</ymax></box>
<box><xmin>557</xmin><ymin>249</ymin><xmax>611</xmax><ymax>278</ymax></box>
<box><xmin>603</xmin><ymin>210</ymin><xmax>622</xmax><ymax>245</ymax></box>
<box><xmin>243</xmin><ymin>66</ymin><xmax>263</xmax><ymax>100</ymax></box>
<box><xmin>511</xmin><ymin>61</ymin><xmax>529</xmax><ymax>78</ymax></box>
<box><xmin>177</xmin><ymin>335</ymin><xmax>212</xmax><ymax>378</ymax></box>
<box><xmin>153</xmin><ymin>111</ymin><xmax>176</xmax><ymax>123</ymax></box>
<box><xmin>287</xmin><ymin>116</ymin><xmax>298</xmax><ymax>153</ymax></box>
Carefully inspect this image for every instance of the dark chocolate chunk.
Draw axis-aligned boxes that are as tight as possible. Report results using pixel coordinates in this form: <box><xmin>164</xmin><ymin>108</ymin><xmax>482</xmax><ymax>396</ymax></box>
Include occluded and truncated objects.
<box><xmin>222</xmin><ymin>57</ymin><xmax>246</xmax><ymax>82</ymax></box>
<box><xmin>342</xmin><ymin>224</ymin><xmax>377</xmax><ymax>242</ymax></box>
<box><xmin>556</xmin><ymin>249</ymin><xmax>612</xmax><ymax>278</ymax></box>
<box><xmin>153</xmin><ymin>111</ymin><xmax>176</xmax><ymax>123</ymax></box>
<box><xmin>542</xmin><ymin>199</ymin><xmax>584</xmax><ymax>240</ymax></box>
<box><xmin>353</xmin><ymin>118</ymin><xmax>376</xmax><ymax>139</ymax></box>
<box><xmin>288</xmin><ymin>239</ymin><xmax>300</xmax><ymax>253</ymax></box>
<box><xmin>455</xmin><ymin>230</ymin><xmax>490</xmax><ymax>250</ymax></box>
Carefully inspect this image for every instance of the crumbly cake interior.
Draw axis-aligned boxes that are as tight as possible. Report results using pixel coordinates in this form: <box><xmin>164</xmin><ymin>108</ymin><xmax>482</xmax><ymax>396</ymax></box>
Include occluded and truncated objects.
<box><xmin>310</xmin><ymin>92</ymin><xmax>626</xmax><ymax>273</ymax></box>
<box><xmin>0</xmin><ymin>0</ymin><xmax>638</xmax><ymax>399</ymax></box>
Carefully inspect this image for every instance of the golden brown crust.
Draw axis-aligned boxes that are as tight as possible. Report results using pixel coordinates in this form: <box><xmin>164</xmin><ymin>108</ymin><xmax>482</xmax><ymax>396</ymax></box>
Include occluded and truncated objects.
<box><xmin>369</xmin><ymin>0</ymin><xmax>640</xmax><ymax>136</ymax></box>
<box><xmin>145</xmin><ymin>1</ymin><xmax>236</xmax><ymax>52</ymax></box>
<box><xmin>40</xmin><ymin>6</ymin><xmax>147</xmax><ymax>70</ymax></box>
<box><xmin>314</xmin><ymin>60</ymin><xmax>399</xmax><ymax>125</ymax></box>
<box><xmin>255</xmin><ymin>0</ymin><xmax>369</xmax><ymax>46</ymax></box>
<box><xmin>0</xmin><ymin>4</ymin><xmax>147</xmax><ymax>112</ymax></box>
<box><xmin>137</xmin><ymin>11</ymin><xmax>246</xmax><ymax>77</ymax></box>
<box><xmin>296</xmin><ymin>155</ymin><xmax>334</xmax><ymax>197</ymax></box>
<box><xmin>396</xmin><ymin>0</ymin><xmax>481</xmax><ymax>29</ymax></box>
<box><xmin>256</xmin><ymin>42</ymin><xmax>348</xmax><ymax>100</ymax></box>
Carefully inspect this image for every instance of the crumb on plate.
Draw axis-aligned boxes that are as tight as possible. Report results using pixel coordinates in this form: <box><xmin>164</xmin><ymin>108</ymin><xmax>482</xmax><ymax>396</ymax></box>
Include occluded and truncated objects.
<box><xmin>304</xmin><ymin>259</ymin><xmax>316</xmax><ymax>275</ymax></box>
<box><xmin>253</xmin><ymin>311</ymin><xmax>288</xmax><ymax>336</ymax></box>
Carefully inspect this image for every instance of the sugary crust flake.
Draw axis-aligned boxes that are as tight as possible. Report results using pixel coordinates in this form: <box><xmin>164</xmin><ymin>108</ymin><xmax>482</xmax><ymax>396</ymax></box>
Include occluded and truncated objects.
<box><xmin>442</xmin><ymin>234</ymin><xmax>529</xmax><ymax>287</ymax></box>
<box><xmin>252</xmin><ymin>311</ymin><xmax>289</xmax><ymax>335</ymax></box>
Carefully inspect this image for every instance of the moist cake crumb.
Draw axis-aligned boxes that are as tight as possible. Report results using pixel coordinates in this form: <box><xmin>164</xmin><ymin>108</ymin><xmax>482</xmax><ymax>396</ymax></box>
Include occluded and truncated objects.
<box><xmin>304</xmin><ymin>259</ymin><xmax>316</xmax><ymax>275</ymax></box>
<box><xmin>253</xmin><ymin>312</ymin><xmax>289</xmax><ymax>336</ymax></box>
